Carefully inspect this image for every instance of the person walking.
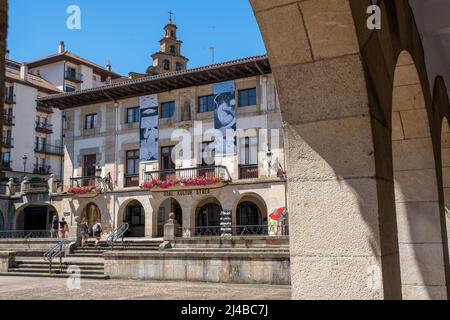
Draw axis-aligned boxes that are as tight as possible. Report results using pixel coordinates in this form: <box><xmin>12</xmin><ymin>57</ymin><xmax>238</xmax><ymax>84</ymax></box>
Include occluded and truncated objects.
<box><xmin>59</xmin><ymin>217</ymin><xmax>68</xmax><ymax>239</ymax></box>
<box><xmin>80</xmin><ymin>218</ymin><xmax>89</xmax><ymax>248</ymax></box>
<box><xmin>92</xmin><ymin>219</ymin><xmax>102</xmax><ymax>248</ymax></box>
<box><xmin>50</xmin><ymin>215</ymin><xmax>59</xmax><ymax>238</ymax></box>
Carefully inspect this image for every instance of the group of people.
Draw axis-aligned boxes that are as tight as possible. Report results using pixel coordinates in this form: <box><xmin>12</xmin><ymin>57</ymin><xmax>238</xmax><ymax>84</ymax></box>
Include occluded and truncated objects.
<box><xmin>50</xmin><ymin>215</ymin><xmax>103</xmax><ymax>248</ymax></box>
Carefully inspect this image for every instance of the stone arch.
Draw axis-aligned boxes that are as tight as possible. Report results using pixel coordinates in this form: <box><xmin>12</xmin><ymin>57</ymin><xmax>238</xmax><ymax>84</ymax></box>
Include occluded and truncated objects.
<box><xmin>233</xmin><ymin>192</ymin><xmax>268</xmax><ymax>224</ymax></box>
<box><xmin>80</xmin><ymin>202</ymin><xmax>101</xmax><ymax>231</ymax></box>
<box><xmin>391</xmin><ymin>50</ymin><xmax>448</xmax><ymax>299</ymax></box>
<box><xmin>194</xmin><ymin>196</ymin><xmax>223</xmax><ymax>233</ymax></box>
<box><xmin>250</xmin><ymin>0</ymin><xmax>450</xmax><ymax>299</ymax></box>
<box><xmin>156</xmin><ymin>197</ymin><xmax>182</xmax><ymax>237</ymax></box>
<box><xmin>118</xmin><ymin>199</ymin><xmax>146</xmax><ymax>238</ymax></box>
<box><xmin>14</xmin><ymin>202</ymin><xmax>58</xmax><ymax>231</ymax></box>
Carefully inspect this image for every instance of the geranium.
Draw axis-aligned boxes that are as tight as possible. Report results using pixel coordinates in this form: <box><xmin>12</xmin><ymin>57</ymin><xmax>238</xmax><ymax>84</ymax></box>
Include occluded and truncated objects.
<box><xmin>141</xmin><ymin>177</ymin><xmax>224</xmax><ymax>190</ymax></box>
<box><xmin>67</xmin><ymin>186</ymin><xmax>96</xmax><ymax>195</ymax></box>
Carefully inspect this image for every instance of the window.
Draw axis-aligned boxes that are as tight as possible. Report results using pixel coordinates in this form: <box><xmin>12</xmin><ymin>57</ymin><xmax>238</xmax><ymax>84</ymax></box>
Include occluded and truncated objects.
<box><xmin>160</xmin><ymin>101</ymin><xmax>175</xmax><ymax>119</ymax></box>
<box><xmin>200</xmin><ymin>141</ymin><xmax>215</xmax><ymax>167</ymax></box>
<box><xmin>85</xmin><ymin>114</ymin><xmax>98</xmax><ymax>129</ymax></box>
<box><xmin>240</xmin><ymin>137</ymin><xmax>258</xmax><ymax>165</ymax></box>
<box><xmin>161</xmin><ymin>146</ymin><xmax>175</xmax><ymax>171</ymax></box>
<box><xmin>239</xmin><ymin>88</ymin><xmax>257</xmax><ymax>107</ymax></box>
<box><xmin>176</xmin><ymin>62</ymin><xmax>182</xmax><ymax>71</ymax></box>
<box><xmin>198</xmin><ymin>95</ymin><xmax>215</xmax><ymax>113</ymax></box>
<box><xmin>125</xmin><ymin>150</ymin><xmax>140</xmax><ymax>187</ymax></box>
<box><xmin>170</xmin><ymin>45</ymin><xmax>176</xmax><ymax>54</ymax></box>
<box><xmin>126</xmin><ymin>150</ymin><xmax>140</xmax><ymax>176</ymax></box>
<box><xmin>2</xmin><ymin>152</ymin><xmax>10</xmax><ymax>165</ymax></box>
<box><xmin>163</xmin><ymin>60</ymin><xmax>170</xmax><ymax>70</ymax></box>
<box><xmin>65</xmin><ymin>85</ymin><xmax>75</xmax><ymax>92</ymax></box>
<box><xmin>127</xmin><ymin>107</ymin><xmax>140</xmax><ymax>124</ymax></box>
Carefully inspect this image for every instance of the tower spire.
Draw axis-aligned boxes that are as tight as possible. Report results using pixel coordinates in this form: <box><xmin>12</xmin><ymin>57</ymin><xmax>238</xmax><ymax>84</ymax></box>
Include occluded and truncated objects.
<box><xmin>168</xmin><ymin>11</ymin><xmax>174</xmax><ymax>24</ymax></box>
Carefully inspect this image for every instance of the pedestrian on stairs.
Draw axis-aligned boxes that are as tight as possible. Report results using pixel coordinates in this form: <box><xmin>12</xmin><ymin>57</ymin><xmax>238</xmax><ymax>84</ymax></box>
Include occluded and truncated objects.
<box><xmin>50</xmin><ymin>215</ymin><xmax>59</xmax><ymax>238</ymax></box>
<box><xmin>80</xmin><ymin>218</ymin><xmax>89</xmax><ymax>248</ymax></box>
<box><xmin>59</xmin><ymin>217</ymin><xmax>68</xmax><ymax>239</ymax></box>
<box><xmin>93</xmin><ymin>219</ymin><xmax>102</xmax><ymax>248</ymax></box>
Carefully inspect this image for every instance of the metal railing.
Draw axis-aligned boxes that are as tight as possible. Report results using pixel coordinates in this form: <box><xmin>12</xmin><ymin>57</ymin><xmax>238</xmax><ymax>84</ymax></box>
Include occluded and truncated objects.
<box><xmin>1</xmin><ymin>161</ymin><xmax>12</xmax><ymax>171</ymax></box>
<box><xmin>4</xmin><ymin>114</ymin><xmax>14</xmax><ymax>125</ymax></box>
<box><xmin>106</xmin><ymin>223</ymin><xmax>129</xmax><ymax>250</ymax></box>
<box><xmin>125</xmin><ymin>174</ymin><xmax>140</xmax><ymax>187</ymax></box>
<box><xmin>22</xmin><ymin>181</ymin><xmax>49</xmax><ymax>194</ymax></box>
<box><xmin>5</xmin><ymin>94</ymin><xmax>16</xmax><ymax>104</ymax></box>
<box><xmin>0</xmin><ymin>182</ymin><xmax>21</xmax><ymax>195</ymax></box>
<box><xmin>35</xmin><ymin>121</ymin><xmax>53</xmax><ymax>132</ymax></box>
<box><xmin>64</xmin><ymin>70</ymin><xmax>83</xmax><ymax>82</ymax></box>
<box><xmin>36</xmin><ymin>104</ymin><xmax>54</xmax><ymax>114</ymax></box>
<box><xmin>144</xmin><ymin>165</ymin><xmax>232</xmax><ymax>184</ymax></box>
<box><xmin>239</xmin><ymin>164</ymin><xmax>259</xmax><ymax>180</ymax></box>
<box><xmin>0</xmin><ymin>230</ymin><xmax>51</xmax><ymax>239</ymax></box>
<box><xmin>70</xmin><ymin>176</ymin><xmax>101</xmax><ymax>188</ymax></box>
<box><xmin>180</xmin><ymin>225</ymin><xmax>272</xmax><ymax>237</ymax></box>
<box><xmin>33</xmin><ymin>164</ymin><xmax>52</xmax><ymax>175</ymax></box>
<box><xmin>2</xmin><ymin>137</ymin><xmax>14</xmax><ymax>148</ymax></box>
<box><xmin>44</xmin><ymin>240</ymin><xmax>70</xmax><ymax>273</ymax></box>
<box><xmin>35</xmin><ymin>143</ymin><xmax>64</xmax><ymax>156</ymax></box>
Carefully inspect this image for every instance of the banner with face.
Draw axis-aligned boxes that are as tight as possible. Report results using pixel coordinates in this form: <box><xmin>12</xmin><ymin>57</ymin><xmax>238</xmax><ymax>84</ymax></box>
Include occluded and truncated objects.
<box><xmin>140</xmin><ymin>95</ymin><xmax>159</xmax><ymax>162</ymax></box>
<box><xmin>213</xmin><ymin>81</ymin><xmax>237</xmax><ymax>156</ymax></box>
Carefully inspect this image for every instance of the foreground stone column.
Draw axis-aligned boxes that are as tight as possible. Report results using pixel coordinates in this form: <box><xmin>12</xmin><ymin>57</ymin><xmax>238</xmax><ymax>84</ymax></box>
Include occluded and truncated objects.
<box><xmin>0</xmin><ymin>252</ymin><xmax>15</xmax><ymax>272</ymax></box>
<box><xmin>163</xmin><ymin>213</ymin><xmax>181</xmax><ymax>241</ymax></box>
<box><xmin>251</xmin><ymin>0</ymin><xmax>402</xmax><ymax>299</ymax></box>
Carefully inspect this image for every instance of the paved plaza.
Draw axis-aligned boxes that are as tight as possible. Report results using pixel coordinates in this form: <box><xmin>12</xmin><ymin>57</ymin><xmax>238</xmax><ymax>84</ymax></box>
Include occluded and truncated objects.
<box><xmin>0</xmin><ymin>276</ymin><xmax>291</xmax><ymax>300</ymax></box>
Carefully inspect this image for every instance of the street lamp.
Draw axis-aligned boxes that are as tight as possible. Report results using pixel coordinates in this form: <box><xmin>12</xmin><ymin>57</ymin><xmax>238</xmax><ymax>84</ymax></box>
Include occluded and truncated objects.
<box><xmin>22</xmin><ymin>155</ymin><xmax>28</xmax><ymax>178</ymax></box>
<box><xmin>266</xmin><ymin>149</ymin><xmax>273</xmax><ymax>177</ymax></box>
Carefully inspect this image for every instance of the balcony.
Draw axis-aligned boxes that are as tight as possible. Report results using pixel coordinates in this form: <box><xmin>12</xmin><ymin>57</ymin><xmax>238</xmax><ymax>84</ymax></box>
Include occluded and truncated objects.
<box><xmin>35</xmin><ymin>121</ymin><xmax>53</xmax><ymax>134</ymax></box>
<box><xmin>2</xmin><ymin>161</ymin><xmax>12</xmax><ymax>171</ymax></box>
<box><xmin>143</xmin><ymin>166</ymin><xmax>232</xmax><ymax>191</ymax></box>
<box><xmin>68</xmin><ymin>176</ymin><xmax>102</xmax><ymax>197</ymax></box>
<box><xmin>33</xmin><ymin>164</ymin><xmax>52</xmax><ymax>175</ymax></box>
<box><xmin>125</xmin><ymin>174</ymin><xmax>140</xmax><ymax>188</ymax></box>
<box><xmin>4</xmin><ymin>114</ymin><xmax>14</xmax><ymax>126</ymax></box>
<box><xmin>239</xmin><ymin>164</ymin><xmax>259</xmax><ymax>180</ymax></box>
<box><xmin>4</xmin><ymin>94</ymin><xmax>16</xmax><ymax>104</ymax></box>
<box><xmin>34</xmin><ymin>143</ymin><xmax>64</xmax><ymax>156</ymax></box>
<box><xmin>64</xmin><ymin>70</ymin><xmax>83</xmax><ymax>83</ymax></box>
<box><xmin>36</xmin><ymin>104</ymin><xmax>54</xmax><ymax>114</ymax></box>
<box><xmin>2</xmin><ymin>137</ymin><xmax>14</xmax><ymax>149</ymax></box>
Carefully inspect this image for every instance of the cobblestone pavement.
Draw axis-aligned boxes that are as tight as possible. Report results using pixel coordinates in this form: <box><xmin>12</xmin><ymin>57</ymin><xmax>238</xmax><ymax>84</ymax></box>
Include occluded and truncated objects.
<box><xmin>0</xmin><ymin>277</ymin><xmax>291</xmax><ymax>300</ymax></box>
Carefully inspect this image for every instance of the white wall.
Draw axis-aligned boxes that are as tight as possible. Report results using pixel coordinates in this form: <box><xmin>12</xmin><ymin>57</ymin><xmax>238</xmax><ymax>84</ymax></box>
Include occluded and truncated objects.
<box><xmin>33</xmin><ymin>62</ymin><xmax>65</xmax><ymax>90</ymax></box>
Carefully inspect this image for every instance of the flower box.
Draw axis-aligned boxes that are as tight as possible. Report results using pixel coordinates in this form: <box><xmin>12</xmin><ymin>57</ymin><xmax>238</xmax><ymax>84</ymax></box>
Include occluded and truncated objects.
<box><xmin>141</xmin><ymin>177</ymin><xmax>226</xmax><ymax>191</ymax></box>
<box><xmin>67</xmin><ymin>186</ymin><xmax>99</xmax><ymax>197</ymax></box>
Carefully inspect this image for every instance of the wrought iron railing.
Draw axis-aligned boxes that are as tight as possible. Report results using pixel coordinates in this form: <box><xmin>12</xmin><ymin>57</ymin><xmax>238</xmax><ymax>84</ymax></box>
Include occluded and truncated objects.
<box><xmin>5</xmin><ymin>93</ymin><xmax>16</xmax><ymax>104</ymax></box>
<box><xmin>239</xmin><ymin>164</ymin><xmax>259</xmax><ymax>180</ymax></box>
<box><xmin>22</xmin><ymin>181</ymin><xmax>49</xmax><ymax>194</ymax></box>
<box><xmin>1</xmin><ymin>161</ymin><xmax>12</xmax><ymax>171</ymax></box>
<box><xmin>35</xmin><ymin>143</ymin><xmax>64</xmax><ymax>156</ymax></box>
<box><xmin>33</xmin><ymin>164</ymin><xmax>52</xmax><ymax>175</ymax></box>
<box><xmin>0</xmin><ymin>230</ymin><xmax>51</xmax><ymax>239</ymax></box>
<box><xmin>180</xmin><ymin>225</ymin><xmax>272</xmax><ymax>237</ymax></box>
<box><xmin>144</xmin><ymin>165</ymin><xmax>232</xmax><ymax>184</ymax></box>
<box><xmin>4</xmin><ymin>114</ymin><xmax>14</xmax><ymax>125</ymax></box>
<box><xmin>2</xmin><ymin>137</ymin><xmax>14</xmax><ymax>148</ymax></box>
<box><xmin>64</xmin><ymin>70</ymin><xmax>83</xmax><ymax>82</ymax></box>
<box><xmin>70</xmin><ymin>176</ymin><xmax>101</xmax><ymax>188</ymax></box>
<box><xmin>36</xmin><ymin>121</ymin><xmax>53</xmax><ymax>130</ymax></box>
<box><xmin>107</xmin><ymin>223</ymin><xmax>129</xmax><ymax>250</ymax></box>
<box><xmin>36</xmin><ymin>104</ymin><xmax>54</xmax><ymax>114</ymax></box>
<box><xmin>125</xmin><ymin>174</ymin><xmax>140</xmax><ymax>187</ymax></box>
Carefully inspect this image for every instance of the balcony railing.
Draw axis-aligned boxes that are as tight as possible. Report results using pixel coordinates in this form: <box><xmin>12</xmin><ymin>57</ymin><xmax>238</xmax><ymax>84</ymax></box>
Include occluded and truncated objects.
<box><xmin>70</xmin><ymin>176</ymin><xmax>102</xmax><ymax>188</ymax></box>
<box><xmin>34</xmin><ymin>143</ymin><xmax>64</xmax><ymax>156</ymax></box>
<box><xmin>35</xmin><ymin>121</ymin><xmax>53</xmax><ymax>133</ymax></box>
<box><xmin>2</xmin><ymin>137</ymin><xmax>14</xmax><ymax>148</ymax></box>
<box><xmin>180</xmin><ymin>225</ymin><xmax>274</xmax><ymax>237</ymax></box>
<box><xmin>4</xmin><ymin>94</ymin><xmax>16</xmax><ymax>104</ymax></box>
<box><xmin>64</xmin><ymin>70</ymin><xmax>83</xmax><ymax>82</ymax></box>
<box><xmin>2</xmin><ymin>161</ymin><xmax>12</xmax><ymax>171</ymax></box>
<box><xmin>36</xmin><ymin>104</ymin><xmax>54</xmax><ymax>114</ymax></box>
<box><xmin>33</xmin><ymin>164</ymin><xmax>52</xmax><ymax>175</ymax></box>
<box><xmin>144</xmin><ymin>165</ymin><xmax>232</xmax><ymax>184</ymax></box>
<box><xmin>239</xmin><ymin>164</ymin><xmax>259</xmax><ymax>180</ymax></box>
<box><xmin>0</xmin><ymin>230</ymin><xmax>51</xmax><ymax>239</ymax></box>
<box><xmin>125</xmin><ymin>174</ymin><xmax>140</xmax><ymax>188</ymax></box>
<box><xmin>4</xmin><ymin>114</ymin><xmax>14</xmax><ymax>126</ymax></box>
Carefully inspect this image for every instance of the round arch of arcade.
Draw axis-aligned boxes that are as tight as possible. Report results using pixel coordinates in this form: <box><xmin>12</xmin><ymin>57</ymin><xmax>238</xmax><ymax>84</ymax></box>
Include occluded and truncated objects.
<box><xmin>117</xmin><ymin>198</ymin><xmax>147</xmax><ymax>238</ymax></box>
<box><xmin>13</xmin><ymin>202</ymin><xmax>58</xmax><ymax>231</ymax></box>
<box><xmin>250</xmin><ymin>0</ymin><xmax>450</xmax><ymax>300</ymax></box>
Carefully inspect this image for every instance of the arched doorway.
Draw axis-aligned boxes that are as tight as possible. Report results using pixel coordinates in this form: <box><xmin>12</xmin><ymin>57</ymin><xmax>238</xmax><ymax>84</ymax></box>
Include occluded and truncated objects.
<box><xmin>122</xmin><ymin>200</ymin><xmax>145</xmax><ymax>238</ymax></box>
<box><xmin>195</xmin><ymin>197</ymin><xmax>222</xmax><ymax>236</ymax></box>
<box><xmin>391</xmin><ymin>51</ymin><xmax>448</xmax><ymax>299</ymax></box>
<box><xmin>157</xmin><ymin>198</ymin><xmax>182</xmax><ymax>237</ymax></box>
<box><xmin>16</xmin><ymin>204</ymin><xmax>57</xmax><ymax>231</ymax></box>
<box><xmin>81</xmin><ymin>203</ymin><xmax>101</xmax><ymax>234</ymax></box>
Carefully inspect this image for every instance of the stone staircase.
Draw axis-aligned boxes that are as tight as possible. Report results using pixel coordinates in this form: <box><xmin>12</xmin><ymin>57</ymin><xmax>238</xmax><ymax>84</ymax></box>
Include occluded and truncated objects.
<box><xmin>69</xmin><ymin>239</ymin><xmax>163</xmax><ymax>257</ymax></box>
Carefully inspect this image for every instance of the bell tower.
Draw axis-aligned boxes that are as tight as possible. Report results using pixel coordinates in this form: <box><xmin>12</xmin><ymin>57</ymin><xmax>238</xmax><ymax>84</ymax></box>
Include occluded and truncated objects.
<box><xmin>147</xmin><ymin>12</ymin><xmax>189</xmax><ymax>75</ymax></box>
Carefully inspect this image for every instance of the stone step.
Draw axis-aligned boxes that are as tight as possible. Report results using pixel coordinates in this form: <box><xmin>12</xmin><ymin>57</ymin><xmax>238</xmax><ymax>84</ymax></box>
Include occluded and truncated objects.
<box><xmin>9</xmin><ymin>268</ymin><xmax>105</xmax><ymax>275</ymax></box>
<box><xmin>16</xmin><ymin>260</ymin><xmax>104</xmax><ymax>266</ymax></box>
<box><xmin>68</xmin><ymin>253</ymin><xmax>106</xmax><ymax>258</ymax></box>
<box><xmin>15</xmin><ymin>264</ymin><xmax>104</xmax><ymax>270</ymax></box>
<box><xmin>74</xmin><ymin>247</ymin><xmax>161</xmax><ymax>252</ymax></box>
<box><xmin>0</xmin><ymin>272</ymin><xmax>110</xmax><ymax>280</ymax></box>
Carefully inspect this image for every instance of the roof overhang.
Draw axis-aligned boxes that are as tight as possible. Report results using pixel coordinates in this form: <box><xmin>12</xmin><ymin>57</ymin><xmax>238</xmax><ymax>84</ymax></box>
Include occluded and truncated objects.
<box><xmin>37</xmin><ymin>55</ymin><xmax>271</xmax><ymax>110</ymax></box>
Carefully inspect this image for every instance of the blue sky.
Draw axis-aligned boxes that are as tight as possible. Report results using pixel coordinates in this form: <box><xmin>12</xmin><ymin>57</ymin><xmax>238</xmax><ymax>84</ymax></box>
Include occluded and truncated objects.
<box><xmin>7</xmin><ymin>0</ymin><xmax>266</xmax><ymax>76</ymax></box>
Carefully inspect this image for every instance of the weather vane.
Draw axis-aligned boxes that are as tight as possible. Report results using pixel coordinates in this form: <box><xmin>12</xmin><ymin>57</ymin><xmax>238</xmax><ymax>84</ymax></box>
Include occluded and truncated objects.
<box><xmin>168</xmin><ymin>11</ymin><xmax>174</xmax><ymax>23</ymax></box>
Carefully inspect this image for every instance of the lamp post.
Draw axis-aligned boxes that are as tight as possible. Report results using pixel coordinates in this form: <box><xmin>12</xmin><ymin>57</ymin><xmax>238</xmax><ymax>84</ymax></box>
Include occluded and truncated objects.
<box><xmin>22</xmin><ymin>155</ymin><xmax>28</xmax><ymax>178</ymax></box>
<box><xmin>266</xmin><ymin>149</ymin><xmax>273</xmax><ymax>177</ymax></box>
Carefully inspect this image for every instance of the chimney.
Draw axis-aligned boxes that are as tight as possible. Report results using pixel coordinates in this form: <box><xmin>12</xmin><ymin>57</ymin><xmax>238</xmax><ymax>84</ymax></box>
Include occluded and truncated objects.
<box><xmin>5</xmin><ymin>49</ymin><xmax>10</xmax><ymax>60</ymax></box>
<box><xmin>20</xmin><ymin>63</ymin><xmax>28</xmax><ymax>81</ymax></box>
<box><xmin>58</xmin><ymin>41</ymin><xmax>65</xmax><ymax>54</ymax></box>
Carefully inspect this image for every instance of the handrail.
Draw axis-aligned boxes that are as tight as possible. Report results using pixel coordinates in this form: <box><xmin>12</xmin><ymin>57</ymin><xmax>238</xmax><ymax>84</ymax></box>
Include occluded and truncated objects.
<box><xmin>43</xmin><ymin>240</ymin><xmax>70</xmax><ymax>273</ymax></box>
<box><xmin>0</xmin><ymin>230</ymin><xmax>50</xmax><ymax>239</ymax></box>
<box><xmin>106</xmin><ymin>223</ymin><xmax>129</xmax><ymax>251</ymax></box>
<box><xmin>144</xmin><ymin>165</ymin><xmax>232</xmax><ymax>183</ymax></box>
